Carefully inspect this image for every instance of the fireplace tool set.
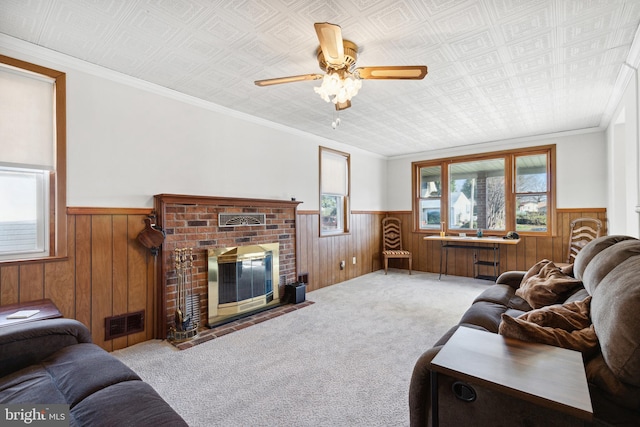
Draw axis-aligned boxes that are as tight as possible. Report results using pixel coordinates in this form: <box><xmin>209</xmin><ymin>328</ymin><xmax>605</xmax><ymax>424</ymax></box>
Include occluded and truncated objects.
<box><xmin>169</xmin><ymin>247</ymin><xmax>199</xmax><ymax>342</ymax></box>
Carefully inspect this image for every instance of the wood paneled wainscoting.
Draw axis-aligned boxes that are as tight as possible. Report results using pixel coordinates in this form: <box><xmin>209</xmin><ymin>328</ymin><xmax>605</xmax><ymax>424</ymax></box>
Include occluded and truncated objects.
<box><xmin>296</xmin><ymin>211</ymin><xmax>386</xmax><ymax>292</ymax></box>
<box><xmin>0</xmin><ymin>208</ymin><xmax>155</xmax><ymax>352</ymax></box>
<box><xmin>390</xmin><ymin>208</ymin><xmax>607</xmax><ymax>277</ymax></box>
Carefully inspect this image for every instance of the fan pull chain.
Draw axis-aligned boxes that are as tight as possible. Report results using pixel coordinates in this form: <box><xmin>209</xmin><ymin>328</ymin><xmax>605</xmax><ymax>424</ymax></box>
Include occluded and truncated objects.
<box><xmin>332</xmin><ymin>110</ymin><xmax>341</xmax><ymax>129</ymax></box>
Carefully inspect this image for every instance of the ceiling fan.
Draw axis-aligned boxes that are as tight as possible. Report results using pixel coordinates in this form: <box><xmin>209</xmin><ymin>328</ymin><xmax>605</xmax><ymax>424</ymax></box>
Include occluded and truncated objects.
<box><xmin>254</xmin><ymin>22</ymin><xmax>428</xmax><ymax>111</ymax></box>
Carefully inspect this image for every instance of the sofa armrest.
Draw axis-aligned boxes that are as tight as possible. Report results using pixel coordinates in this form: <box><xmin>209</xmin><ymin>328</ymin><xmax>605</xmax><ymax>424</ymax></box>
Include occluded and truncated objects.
<box><xmin>495</xmin><ymin>271</ymin><xmax>526</xmax><ymax>289</ymax></box>
<box><xmin>409</xmin><ymin>346</ymin><xmax>442</xmax><ymax>427</ymax></box>
<box><xmin>0</xmin><ymin>318</ymin><xmax>92</xmax><ymax>377</ymax></box>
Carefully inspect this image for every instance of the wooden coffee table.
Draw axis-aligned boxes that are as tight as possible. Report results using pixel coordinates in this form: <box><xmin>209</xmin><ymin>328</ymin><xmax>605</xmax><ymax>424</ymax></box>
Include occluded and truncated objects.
<box><xmin>0</xmin><ymin>299</ymin><xmax>62</xmax><ymax>328</ymax></box>
<box><xmin>429</xmin><ymin>326</ymin><xmax>593</xmax><ymax>426</ymax></box>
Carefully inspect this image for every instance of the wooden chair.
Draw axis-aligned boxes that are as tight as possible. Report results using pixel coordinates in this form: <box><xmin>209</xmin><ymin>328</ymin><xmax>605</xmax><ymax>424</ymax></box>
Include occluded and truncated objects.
<box><xmin>565</xmin><ymin>217</ymin><xmax>603</xmax><ymax>264</ymax></box>
<box><xmin>382</xmin><ymin>217</ymin><xmax>412</xmax><ymax>274</ymax></box>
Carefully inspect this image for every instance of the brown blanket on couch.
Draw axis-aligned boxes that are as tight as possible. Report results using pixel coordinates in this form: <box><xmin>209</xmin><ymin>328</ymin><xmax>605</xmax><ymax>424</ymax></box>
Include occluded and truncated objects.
<box><xmin>499</xmin><ymin>296</ymin><xmax>599</xmax><ymax>355</ymax></box>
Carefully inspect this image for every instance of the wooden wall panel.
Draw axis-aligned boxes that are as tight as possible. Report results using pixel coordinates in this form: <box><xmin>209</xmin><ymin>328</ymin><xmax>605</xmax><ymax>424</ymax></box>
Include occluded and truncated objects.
<box><xmin>75</xmin><ymin>215</ymin><xmax>92</xmax><ymax>327</ymax></box>
<box><xmin>0</xmin><ymin>266</ymin><xmax>19</xmax><ymax>305</ymax></box>
<box><xmin>128</xmin><ymin>215</ymin><xmax>152</xmax><ymax>347</ymax></box>
<box><xmin>91</xmin><ymin>215</ymin><xmax>114</xmax><ymax>349</ymax></box>
<box><xmin>19</xmin><ymin>264</ymin><xmax>44</xmax><ymax>301</ymax></box>
<box><xmin>296</xmin><ymin>211</ymin><xmax>385</xmax><ymax>292</ymax></box>
<box><xmin>0</xmin><ymin>209</ymin><xmax>153</xmax><ymax>352</ymax></box>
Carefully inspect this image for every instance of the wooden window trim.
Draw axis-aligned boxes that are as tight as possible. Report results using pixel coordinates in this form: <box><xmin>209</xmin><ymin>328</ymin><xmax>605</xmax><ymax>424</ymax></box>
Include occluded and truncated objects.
<box><xmin>319</xmin><ymin>146</ymin><xmax>351</xmax><ymax>237</ymax></box>
<box><xmin>0</xmin><ymin>55</ymin><xmax>67</xmax><ymax>264</ymax></box>
<box><xmin>412</xmin><ymin>145</ymin><xmax>556</xmax><ymax>237</ymax></box>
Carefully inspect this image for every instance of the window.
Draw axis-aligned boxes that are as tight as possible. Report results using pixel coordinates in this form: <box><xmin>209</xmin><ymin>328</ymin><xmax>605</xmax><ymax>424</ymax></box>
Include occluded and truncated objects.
<box><xmin>417</xmin><ymin>165</ymin><xmax>442</xmax><ymax>229</ymax></box>
<box><xmin>515</xmin><ymin>153</ymin><xmax>549</xmax><ymax>232</ymax></box>
<box><xmin>320</xmin><ymin>147</ymin><xmax>350</xmax><ymax>235</ymax></box>
<box><xmin>449</xmin><ymin>158</ymin><xmax>505</xmax><ymax>231</ymax></box>
<box><xmin>0</xmin><ymin>55</ymin><xmax>66</xmax><ymax>262</ymax></box>
<box><xmin>413</xmin><ymin>146</ymin><xmax>554</xmax><ymax>235</ymax></box>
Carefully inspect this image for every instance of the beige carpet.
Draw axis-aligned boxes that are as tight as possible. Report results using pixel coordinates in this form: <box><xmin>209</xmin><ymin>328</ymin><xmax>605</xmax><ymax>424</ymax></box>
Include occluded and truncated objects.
<box><xmin>113</xmin><ymin>270</ymin><xmax>488</xmax><ymax>426</ymax></box>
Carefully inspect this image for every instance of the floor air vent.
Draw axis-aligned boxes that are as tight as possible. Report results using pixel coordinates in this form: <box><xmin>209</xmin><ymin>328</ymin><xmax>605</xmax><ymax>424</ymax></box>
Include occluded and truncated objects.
<box><xmin>105</xmin><ymin>310</ymin><xmax>144</xmax><ymax>340</ymax></box>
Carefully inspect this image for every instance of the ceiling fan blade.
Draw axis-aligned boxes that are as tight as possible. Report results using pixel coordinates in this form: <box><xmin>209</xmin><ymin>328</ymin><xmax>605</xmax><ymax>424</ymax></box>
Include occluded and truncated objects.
<box><xmin>335</xmin><ymin>99</ymin><xmax>351</xmax><ymax>111</ymax></box>
<box><xmin>356</xmin><ymin>66</ymin><xmax>428</xmax><ymax>80</ymax></box>
<box><xmin>254</xmin><ymin>74</ymin><xmax>323</xmax><ymax>86</ymax></box>
<box><xmin>314</xmin><ymin>22</ymin><xmax>344</xmax><ymax>68</ymax></box>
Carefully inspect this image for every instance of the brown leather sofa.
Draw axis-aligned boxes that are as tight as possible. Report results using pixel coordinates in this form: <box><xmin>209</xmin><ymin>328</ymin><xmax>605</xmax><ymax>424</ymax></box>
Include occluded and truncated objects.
<box><xmin>0</xmin><ymin>318</ymin><xmax>187</xmax><ymax>426</ymax></box>
<box><xmin>409</xmin><ymin>235</ymin><xmax>640</xmax><ymax>426</ymax></box>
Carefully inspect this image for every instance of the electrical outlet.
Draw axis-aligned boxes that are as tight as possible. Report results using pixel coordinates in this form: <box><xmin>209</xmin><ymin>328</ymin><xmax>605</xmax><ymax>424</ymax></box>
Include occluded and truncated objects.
<box><xmin>340</xmin><ymin>260</ymin><xmax>345</xmax><ymax>270</ymax></box>
<box><xmin>352</xmin><ymin>257</ymin><xmax>356</xmax><ymax>265</ymax></box>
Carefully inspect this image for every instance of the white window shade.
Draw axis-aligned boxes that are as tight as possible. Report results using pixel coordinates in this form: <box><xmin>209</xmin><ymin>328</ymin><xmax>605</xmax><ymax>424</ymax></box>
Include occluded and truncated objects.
<box><xmin>321</xmin><ymin>150</ymin><xmax>347</xmax><ymax>195</ymax></box>
<box><xmin>0</xmin><ymin>65</ymin><xmax>55</xmax><ymax>170</ymax></box>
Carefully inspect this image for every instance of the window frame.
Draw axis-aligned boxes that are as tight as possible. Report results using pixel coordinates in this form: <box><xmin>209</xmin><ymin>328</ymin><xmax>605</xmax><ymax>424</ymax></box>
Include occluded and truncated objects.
<box><xmin>0</xmin><ymin>55</ymin><xmax>67</xmax><ymax>264</ymax></box>
<box><xmin>319</xmin><ymin>146</ymin><xmax>350</xmax><ymax>236</ymax></box>
<box><xmin>412</xmin><ymin>145</ymin><xmax>555</xmax><ymax>237</ymax></box>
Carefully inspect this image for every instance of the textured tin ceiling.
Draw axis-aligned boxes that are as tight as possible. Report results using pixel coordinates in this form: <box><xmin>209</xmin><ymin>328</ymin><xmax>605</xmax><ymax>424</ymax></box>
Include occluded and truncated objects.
<box><xmin>2</xmin><ymin>0</ymin><xmax>640</xmax><ymax>157</ymax></box>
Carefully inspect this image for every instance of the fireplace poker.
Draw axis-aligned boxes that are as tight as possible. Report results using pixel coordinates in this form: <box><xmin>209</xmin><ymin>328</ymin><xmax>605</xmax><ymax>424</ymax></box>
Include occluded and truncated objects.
<box><xmin>181</xmin><ymin>248</ymin><xmax>191</xmax><ymax>331</ymax></box>
<box><xmin>174</xmin><ymin>249</ymin><xmax>184</xmax><ymax>331</ymax></box>
<box><xmin>188</xmin><ymin>248</ymin><xmax>194</xmax><ymax>327</ymax></box>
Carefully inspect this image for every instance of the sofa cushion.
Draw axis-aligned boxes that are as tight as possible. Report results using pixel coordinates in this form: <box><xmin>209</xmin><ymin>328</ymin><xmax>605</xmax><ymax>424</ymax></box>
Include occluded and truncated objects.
<box><xmin>516</xmin><ymin>259</ymin><xmax>582</xmax><ymax>309</ymax></box>
<box><xmin>573</xmin><ymin>235</ymin><xmax>637</xmax><ymax>282</ymax></box>
<box><xmin>71</xmin><ymin>380</ymin><xmax>186</xmax><ymax>427</ymax></box>
<box><xmin>0</xmin><ymin>365</ymin><xmax>68</xmax><ymax>404</ymax></box>
<box><xmin>581</xmin><ymin>239</ymin><xmax>640</xmax><ymax>295</ymax></box>
<box><xmin>590</xmin><ymin>255</ymin><xmax>640</xmax><ymax>387</ymax></box>
<box><xmin>459</xmin><ymin>302</ymin><xmax>507</xmax><ymax>333</ymax></box>
<box><xmin>42</xmin><ymin>343</ymin><xmax>141</xmax><ymax>407</ymax></box>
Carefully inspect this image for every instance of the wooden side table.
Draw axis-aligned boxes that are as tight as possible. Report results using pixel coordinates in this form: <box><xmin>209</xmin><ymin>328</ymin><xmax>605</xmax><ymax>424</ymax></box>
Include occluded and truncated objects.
<box><xmin>0</xmin><ymin>299</ymin><xmax>62</xmax><ymax>328</ymax></box>
<box><xmin>429</xmin><ymin>326</ymin><xmax>592</xmax><ymax>426</ymax></box>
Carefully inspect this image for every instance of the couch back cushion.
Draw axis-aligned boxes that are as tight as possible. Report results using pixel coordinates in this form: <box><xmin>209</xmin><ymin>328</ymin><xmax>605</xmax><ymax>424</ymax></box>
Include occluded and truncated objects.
<box><xmin>574</xmin><ymin>235</ymin><xmax>636</xmax><ymax>283</ymax></box>
<box><xmin>582</xmin><ymin>238</ymin><xmax>640</xmax><ymax>387</ymax></box>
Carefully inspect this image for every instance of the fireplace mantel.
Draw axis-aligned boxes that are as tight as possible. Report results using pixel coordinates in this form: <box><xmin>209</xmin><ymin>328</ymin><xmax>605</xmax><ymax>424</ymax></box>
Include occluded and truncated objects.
<box><xmin>153</xmin><ymin>194</ymin><xmax>302</xmax><ymax>339</ymax></box>
<box><xmin>155</xmin><ymin>193</ymin><xmax>301</xmax><ymax>209</ymax></box>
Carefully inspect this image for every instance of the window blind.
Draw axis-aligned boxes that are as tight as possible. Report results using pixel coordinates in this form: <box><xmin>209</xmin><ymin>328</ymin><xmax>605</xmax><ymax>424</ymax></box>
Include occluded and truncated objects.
<box><xmin>0</xmin><ymin>64</ymin><xmax>55</xmax><ymax>170</ymax></box>
<box><xmin>321</xmin><ymin>150</ymin><xmax>347</xmax><ymax>195</ymax></box>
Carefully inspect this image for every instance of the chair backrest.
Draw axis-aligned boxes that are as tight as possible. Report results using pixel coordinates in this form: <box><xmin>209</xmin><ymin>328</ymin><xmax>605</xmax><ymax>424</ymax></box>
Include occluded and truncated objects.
<box><xmin>566</xmin><ymin>217</ymin><xmax>603</xmax><ymax>264</ymax></box>
<box><xmin>382</xmin><ymin>217</ymin><xmax>404</xmax><ymax>251</ymax></box>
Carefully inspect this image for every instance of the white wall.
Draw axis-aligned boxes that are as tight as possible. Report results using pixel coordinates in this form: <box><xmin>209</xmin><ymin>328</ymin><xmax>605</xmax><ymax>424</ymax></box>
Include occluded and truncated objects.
<box><xmin>606</xmin><ymin>69</ymin><xmax>640</xmax><ymax>237</ymax></box>
<box><xmin>386</xmin><ymin>130</ymin><xmax>607</xmax><ymax>211</ymax></box>
<box><xmin>1</xmin><ymin>36</ymin><xmax>386</xmax><ymax>211</ymax></box>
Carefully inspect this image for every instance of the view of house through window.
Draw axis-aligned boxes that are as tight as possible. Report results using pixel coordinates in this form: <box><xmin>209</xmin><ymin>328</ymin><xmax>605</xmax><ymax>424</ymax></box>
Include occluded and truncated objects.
<box><xmin>418</xmin><ymin>165</ymin><xmax>441</xmax><ymax>229</ymax></box>
<box><xmin>0</xmin><ymin>56</ymin><xmax>66</xmax><ymax>262</ymax></box>
<box><xmin>449</xmin><ymin>158</ymin><xmax>505</xmax><ymax>231</ymax></box>
<box><xmin>414</xmin><ymin>146</ymin><xmax>554</xmax><ymax>235</ymax></box>
<box><xmin>515</xmin><ymin>153</ymin><xmax>548</xmax><ymax>232</ymax></box>
<box><xmin>320</xmin><ymin>147</ymin><xmax>350</xmax><ymax>235</ymax></box>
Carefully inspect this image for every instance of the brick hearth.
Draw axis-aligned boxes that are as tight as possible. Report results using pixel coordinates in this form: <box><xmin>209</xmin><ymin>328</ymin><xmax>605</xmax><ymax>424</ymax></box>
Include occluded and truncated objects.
<box><xmin>171</xmin><ymin>300</ymin><xmax>314</xmax><ymax>350</ymax></box>
<box><xmin>154</xmin><ymin>194</ymin><xmax>302</xmax><ymax>340</ymax></box>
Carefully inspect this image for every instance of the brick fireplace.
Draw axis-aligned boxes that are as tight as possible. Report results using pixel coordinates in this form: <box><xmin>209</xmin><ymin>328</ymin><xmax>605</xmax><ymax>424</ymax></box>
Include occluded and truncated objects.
<box><xmin>153</xmin><ymin>194</ymin><xmax>301</xmax><ymax>339</ymax></box>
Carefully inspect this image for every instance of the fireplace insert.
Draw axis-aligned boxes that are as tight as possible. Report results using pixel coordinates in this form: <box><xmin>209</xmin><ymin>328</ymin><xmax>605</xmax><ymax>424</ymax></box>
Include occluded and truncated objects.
<box><xmin>207</xmin><ymin>243</ymin><xmax>280</xmax><ymax>326</ymax></box>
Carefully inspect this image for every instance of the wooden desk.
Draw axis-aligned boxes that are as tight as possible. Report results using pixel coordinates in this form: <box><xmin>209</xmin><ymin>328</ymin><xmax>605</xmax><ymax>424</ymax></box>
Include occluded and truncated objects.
<box><xmin>429</xmin><ymin>326</ymin><xmax>592</xmax><ymax>426</ymax></box>
<box><xmin>424</xmin><ymin>235</ymin><xmax>520</xmax><ymax>280</ymax></box>
<box><xmin>0</xmin><ymin>299</ymin><xmax>62</xmax><ymax>328</ymax></box>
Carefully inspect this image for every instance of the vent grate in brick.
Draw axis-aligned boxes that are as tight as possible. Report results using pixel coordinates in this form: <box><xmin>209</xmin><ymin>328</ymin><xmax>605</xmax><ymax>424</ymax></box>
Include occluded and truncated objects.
<box><xmin>218</xmin><ymin>213</ymin><xmax>266</xmax><ymax>226</ymax></box>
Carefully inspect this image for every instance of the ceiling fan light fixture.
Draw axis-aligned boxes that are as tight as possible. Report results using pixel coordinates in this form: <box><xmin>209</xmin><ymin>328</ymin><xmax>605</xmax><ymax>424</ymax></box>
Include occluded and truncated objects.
<box><xmin>314</xmin><ymin>69</ymin><xmax>362</xmax><ymax>105</ymax></box>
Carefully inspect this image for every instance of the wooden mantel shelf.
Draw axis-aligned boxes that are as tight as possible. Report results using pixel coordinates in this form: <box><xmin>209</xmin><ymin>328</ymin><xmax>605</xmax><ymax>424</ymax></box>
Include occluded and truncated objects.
<box><xmin>154</xmin><ymin>193</ymin><xmax>302</xmax><ymax>208</ymax></box>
